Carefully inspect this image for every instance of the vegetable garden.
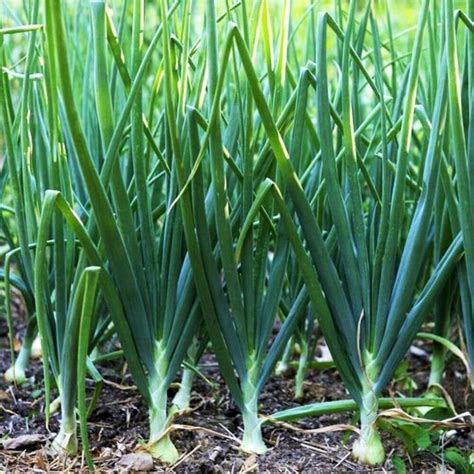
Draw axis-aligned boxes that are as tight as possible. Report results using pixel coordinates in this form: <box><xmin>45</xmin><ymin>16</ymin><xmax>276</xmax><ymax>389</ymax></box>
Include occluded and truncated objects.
<box><xmin>0</xmin><ymin>0</ymin><xmax>473</xmax><ymax>471</ymax></box>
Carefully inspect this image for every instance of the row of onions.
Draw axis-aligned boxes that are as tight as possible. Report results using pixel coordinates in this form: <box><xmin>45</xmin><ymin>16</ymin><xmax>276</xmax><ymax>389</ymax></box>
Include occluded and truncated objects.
<box><xmin>1</xmin><ymin>0</ymin><xmax>472</xmax><ymax>467</ymax></box>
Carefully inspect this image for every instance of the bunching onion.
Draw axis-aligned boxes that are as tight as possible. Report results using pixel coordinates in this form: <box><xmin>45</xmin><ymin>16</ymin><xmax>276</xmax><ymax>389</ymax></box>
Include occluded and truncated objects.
<box><xmin>1</xmin><ymin>0</ymin><xmax>472</xmax><ymax>468</ymax></box>
<box><xmin>1</xmin><ymin>3</ymin><xmax>42</xmax><ymax>385</ymax></box>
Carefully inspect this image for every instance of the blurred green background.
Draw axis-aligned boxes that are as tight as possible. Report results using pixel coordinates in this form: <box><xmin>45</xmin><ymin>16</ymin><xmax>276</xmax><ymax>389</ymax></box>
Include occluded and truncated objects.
<box><xmin>2</xmin><ymin>0</ymin><xmax>462</xmax><ymax>29</ymax></box>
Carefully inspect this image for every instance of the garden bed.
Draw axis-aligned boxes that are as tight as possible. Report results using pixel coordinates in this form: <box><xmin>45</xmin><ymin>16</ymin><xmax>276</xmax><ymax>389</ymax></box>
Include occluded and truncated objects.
<box><xmin>1</xmin><ymin>319</ymin><xmax>472</xmax><ymax>472</ymax></box>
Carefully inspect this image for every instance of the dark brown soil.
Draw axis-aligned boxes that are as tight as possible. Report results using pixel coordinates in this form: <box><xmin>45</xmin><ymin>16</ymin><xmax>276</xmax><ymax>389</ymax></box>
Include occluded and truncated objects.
<box><xmin>0</xmin><ymin>316</ymin><xmax>472</xmax><ymax>473</ymax></box>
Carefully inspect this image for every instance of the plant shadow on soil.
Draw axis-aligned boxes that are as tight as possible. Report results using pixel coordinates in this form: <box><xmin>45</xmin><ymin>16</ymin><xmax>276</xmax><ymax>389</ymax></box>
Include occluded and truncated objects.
<box><xmin>0</xmin><ymin>316</ymin><xmax>472</xmax><ymax>472</ymax></box>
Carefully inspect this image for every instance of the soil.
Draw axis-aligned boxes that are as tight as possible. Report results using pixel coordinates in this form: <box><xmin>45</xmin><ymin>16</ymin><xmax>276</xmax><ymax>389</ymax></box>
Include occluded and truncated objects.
<box><xmin>0</xmin><ymin>315</ymin><xmax>472</xmax><ymax>473</ymax></box>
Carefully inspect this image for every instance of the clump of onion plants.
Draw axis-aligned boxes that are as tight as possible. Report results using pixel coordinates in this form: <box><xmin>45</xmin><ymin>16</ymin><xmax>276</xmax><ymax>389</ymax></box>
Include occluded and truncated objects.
<box><xmin>38</xmin><ymin>0</ymin><xmax>204</xmax><ymax>463</ymax></box>
<box><xmin>210</xmin><ymin>0</ymin><xmax>463</xmax><ymax>465</ymax></box>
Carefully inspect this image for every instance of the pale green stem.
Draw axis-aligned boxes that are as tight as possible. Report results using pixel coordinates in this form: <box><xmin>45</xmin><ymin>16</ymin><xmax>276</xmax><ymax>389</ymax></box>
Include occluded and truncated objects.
<box><xmin>4</xmin><ymin>344</ymin><xmax>30</xmax><ymax>384</ymax></box>
<box><xmin>147</xmin><ymin>346</ymin><xmax>179</xmax><ymax>463</ymax></box>
<box><xmin>52</xmin><ymin>412</ymin><xmax>77</xmax><ymax>455</ymax></box>
<box><xmin>171</xmin><ymin>367</ymin><xmax>194</xmax><ymax>413</ymax></box>
<box><xmin>275</xmin><ymin>336</ymin><xmax>293</xmax><ymax>376</ymax></box>
<box><xmin>49</xmin><ymin>396</ymin><xmax>61</xmax><ymax>415</ymax></box>
<box><xmin>4</xmin><ymin>319</ymin><xmax>36</xmax><ymax>384</ymax></box>
<box><xmin>148</xmin><ymin>394</ymin><xmax>179</xmax><ymax>464</ymax></box>
<box><xmin>352</xmin><ymin>384</ymin><xmax>385</xmax><ymax>466</ymax></box>
<box><xmin>294</xmin><ymin>341</ymin><xmax>308</xmax><ymax>400</ymax></box>
<box><xmin>428</xmin><ymin>350</ymin><xmax>445</xmax><ymax>390</ymax></box>
<box><xmin>240</xmin><ymin>377</ymin><xmax>267</xmax><ymax>455</ymax></box>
